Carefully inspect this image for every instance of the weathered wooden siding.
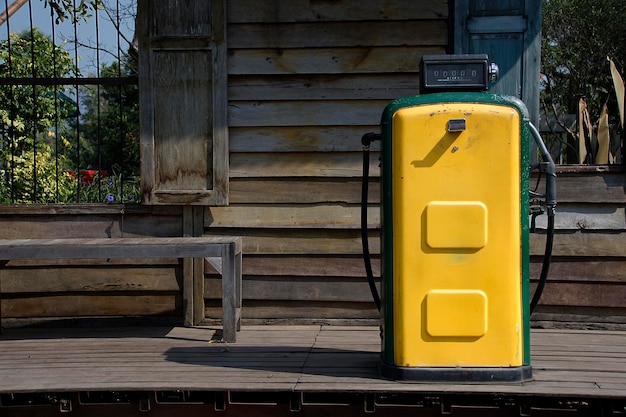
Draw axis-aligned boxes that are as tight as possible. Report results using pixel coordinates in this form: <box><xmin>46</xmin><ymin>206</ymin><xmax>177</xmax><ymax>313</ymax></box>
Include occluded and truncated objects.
<box><xmin>1</xmin><ymin>1</ymin><xmax>624</xmax><ymax>329</ymax></box>
<box><xmin>202</xmin><ymin>0</ymin><xmax>626</xmax><ymax>326</ymax></box>
<box><xmin>0</xmin><ymin>206</ymin><xmax>186</xmax><ymax>322</ymax></box>
<box><xmin>203</xmin><ymin>0</ymin><xmax>449</xmax><ymax>322</ymax></box>
<box><xmin>530</xmin><ymin>168</ymin><xmax>626</xmax><ymax>328</ymax></box>
<box><xmin>1</xmin><ymin>0</ymin><xmax>451</xmax><ymax>325</ymax></box>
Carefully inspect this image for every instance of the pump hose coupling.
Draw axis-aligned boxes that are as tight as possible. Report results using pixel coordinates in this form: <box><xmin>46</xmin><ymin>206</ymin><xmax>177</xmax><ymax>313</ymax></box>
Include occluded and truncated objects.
<box><xmin>361</xmin><ymin>132</ymin><xmax>381</xmax><ymax>150</ymax></box>
<box><xmin>529</xmin><ymin>123</ymin><xmax>557</xmax><ymax>216</ymax></box>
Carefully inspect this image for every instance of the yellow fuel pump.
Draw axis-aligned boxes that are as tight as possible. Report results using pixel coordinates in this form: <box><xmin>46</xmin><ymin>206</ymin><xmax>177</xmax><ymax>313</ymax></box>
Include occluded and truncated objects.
<box><xmin>362</xmin><ymin>55</ymin><xmax>556</xmax><ymax>383</ymax></box>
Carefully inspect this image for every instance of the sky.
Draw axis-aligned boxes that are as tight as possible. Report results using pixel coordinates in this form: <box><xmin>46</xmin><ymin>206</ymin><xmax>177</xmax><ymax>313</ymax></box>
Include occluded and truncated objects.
<box><xmin>0</xmin><ymin>0</ymin><xmax>136</xmax><ymax>74</ymax></box>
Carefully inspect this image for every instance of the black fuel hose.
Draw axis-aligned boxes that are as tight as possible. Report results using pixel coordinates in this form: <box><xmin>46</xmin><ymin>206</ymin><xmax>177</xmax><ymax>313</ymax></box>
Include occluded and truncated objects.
<box><xmin>530</xmin><ymin>214</ymin><xmax>555</xmax><ymax>313</ymax></box>
<box><xmin>361</xmin><ymin>133</ymin><xmax>381</xmax><ymax>312</ymax></box>
<box><xmin>529</xmin><ymin>122</ymin><xmax>557</xmax><ymax>314</ymax></box>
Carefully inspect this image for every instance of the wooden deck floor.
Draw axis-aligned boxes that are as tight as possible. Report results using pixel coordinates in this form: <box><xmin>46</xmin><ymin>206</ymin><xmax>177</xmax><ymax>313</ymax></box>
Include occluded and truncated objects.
<box><xmin>0</xmin><ymin>325</ymin><xmax>625</xmax><ymax>415</ymax></box>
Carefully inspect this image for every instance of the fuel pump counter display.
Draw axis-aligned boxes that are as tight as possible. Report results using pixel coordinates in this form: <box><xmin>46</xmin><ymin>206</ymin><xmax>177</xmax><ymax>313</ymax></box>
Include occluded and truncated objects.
<box><xmin>420</xmin><ymin>54</ymin><xmax>498</xmax><ymax>93</ymax></box>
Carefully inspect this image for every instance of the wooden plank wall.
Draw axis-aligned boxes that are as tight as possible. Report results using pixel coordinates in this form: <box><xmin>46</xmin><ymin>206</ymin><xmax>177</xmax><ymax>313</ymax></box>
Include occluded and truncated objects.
<box><xmin>0</xmin><ymin>206</ymin><xmax>186</xmax><ymax>323</ymax></box>
<box><xmin>203</xmin><ymin>0</ymin><xmax>626</xmax><ymax>327</ymax></box>
<box><xmin>530</xmin><ymin>169</ymin><xmax>626</xmax><ymax>329</ymax></box>
<box><xmin>203</xmin><ymin>0</ymin><xmax>450</xmax><ymax>323</ymax></box>
<box><xmin>1</xmin><ymin>0</ymin><xmax>623</xmax><ymax>329</ymax></box>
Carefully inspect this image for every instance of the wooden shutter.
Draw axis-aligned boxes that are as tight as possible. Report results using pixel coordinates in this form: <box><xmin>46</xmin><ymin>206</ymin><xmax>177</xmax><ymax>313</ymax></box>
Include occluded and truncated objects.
<box><xmin>454</xmin><ymin>0</ymin><xmax>541</xmax><ymax>126</ymax></box>
<box><xmin>138</xmin><ymin>0</ymin><xmax>228</xmax><ymax>205</ymax></box>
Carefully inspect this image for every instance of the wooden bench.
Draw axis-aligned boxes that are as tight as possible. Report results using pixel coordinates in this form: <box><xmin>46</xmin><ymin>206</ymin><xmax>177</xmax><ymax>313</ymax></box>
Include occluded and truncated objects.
<box><xmin>0</xmin><ymin>237</ymin><xmax>242</xmax><ymax>342</ymax></box>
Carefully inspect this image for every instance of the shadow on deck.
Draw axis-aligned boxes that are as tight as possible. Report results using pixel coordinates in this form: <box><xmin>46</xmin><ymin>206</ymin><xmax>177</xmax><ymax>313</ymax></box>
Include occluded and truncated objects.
<box><xmin>0</xmin><ymin>324</ymin><xmax>625</xmax><ymax>416</ymax></box>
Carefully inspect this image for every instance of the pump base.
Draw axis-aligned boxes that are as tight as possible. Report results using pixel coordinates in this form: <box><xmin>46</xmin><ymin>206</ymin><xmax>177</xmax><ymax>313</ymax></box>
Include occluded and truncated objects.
<box><xmin>380</xmin><ymin>363</ymin><xmax>532</xmax><ymax>383</ymax></box>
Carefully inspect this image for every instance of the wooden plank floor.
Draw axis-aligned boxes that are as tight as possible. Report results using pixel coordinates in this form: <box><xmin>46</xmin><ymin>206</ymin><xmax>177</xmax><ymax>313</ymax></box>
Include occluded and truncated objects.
<box><xmin>0</xmin><ymin>325</ymin><xmax>625</xmax><ymax>399</ymax></box>
<box><xmin>0</xmin><ymin>326</ymin><xmax>626</xmax><ymax>397</ymax></box>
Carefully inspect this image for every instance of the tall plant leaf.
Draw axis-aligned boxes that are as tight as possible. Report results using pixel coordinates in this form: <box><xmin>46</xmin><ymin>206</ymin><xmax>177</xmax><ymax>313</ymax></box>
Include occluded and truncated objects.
<box><xmin>608</xmin><ymin>57</ymin><xmax>624</xmax><ymax>128</ymax></box>
<box><xmin>578</xmin><ymin>98</ymin><xmax>592</xmax><ymax>163</ymax></box>
<box><xmin>595</xmin><ymin>103</ymin><xmax>610</xmax><ymax>164</ymax></box>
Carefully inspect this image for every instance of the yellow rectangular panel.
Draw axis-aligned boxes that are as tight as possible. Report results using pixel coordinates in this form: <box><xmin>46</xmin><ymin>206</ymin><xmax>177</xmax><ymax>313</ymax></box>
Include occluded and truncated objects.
<box><xmin>391</xmin><ymin>102</ymin><xmax>522</xmax><ymax>368</ymax></box>
<box><xmin>425</xmin><ymin>290</ymin><xmax>487</xmax><ymax>338</ymax></box>
<box><xmin>426</xmin><ymin>201</ymin><xmax>487</xmax><ymax>249</ymax></box>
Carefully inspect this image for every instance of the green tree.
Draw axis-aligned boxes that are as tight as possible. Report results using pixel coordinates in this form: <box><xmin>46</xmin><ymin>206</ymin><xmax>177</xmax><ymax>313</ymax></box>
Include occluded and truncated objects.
<box><xmin>541</xmin><ymin>0</ymin><xmax>625</xmax><ymax>163</ymax></box>
<box><xmin>0</xmin><ymin>28</ymin><xmax>78</xmax><ymax>203</ymax></box>
<box><xmin>44</xmin><ymin>0</ymin><xmax>98</xmax><ymax>23</ymax></box>
<box><xmin>77</xmin><ymin>59</ymin><xmax>139</xmax><ymax>178</ymax></box>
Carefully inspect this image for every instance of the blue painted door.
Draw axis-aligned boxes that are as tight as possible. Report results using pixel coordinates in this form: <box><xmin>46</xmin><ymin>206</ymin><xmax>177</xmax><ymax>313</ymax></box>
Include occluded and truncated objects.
<box><xmin>454</xmin><ymin>0</ymin><xmax>541</xmax><ymax>126</ymax></box>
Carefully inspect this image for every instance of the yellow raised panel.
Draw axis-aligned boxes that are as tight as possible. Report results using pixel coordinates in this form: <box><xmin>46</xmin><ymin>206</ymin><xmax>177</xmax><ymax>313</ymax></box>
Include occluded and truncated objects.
<box><xmin>425</xmin><ymin>289</ymin><xmax>488</xmax><ymax>338</ymax></box>
<box><xmin>426</xmin><ymin>201</ymin><xmax>487</xmax><ymax>249</ymax></box>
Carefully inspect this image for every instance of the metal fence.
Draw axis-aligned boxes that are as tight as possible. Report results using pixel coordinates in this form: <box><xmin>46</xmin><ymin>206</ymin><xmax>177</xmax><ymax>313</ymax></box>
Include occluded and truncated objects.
<box><xmin>0</xmin><ymin>0</ymin><xmax>138</xmax><ymax>204</ymax></box>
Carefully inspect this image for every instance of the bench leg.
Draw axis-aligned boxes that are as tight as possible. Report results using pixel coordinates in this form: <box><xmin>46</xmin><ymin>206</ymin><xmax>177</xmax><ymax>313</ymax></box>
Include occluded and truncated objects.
<box><xmin>192</xmin><ymin>257</ymin><xmax>204</xmax><ymax>327</ymax></box>
<box><xmin>235</xmin><ymin>249</ymin><xmax>242</xmax><ymax>332</ymax></box>
<box><xmin>0</xmin><ymin>261</ymin><xmax>7</xmax><ymax>335</ymax></box>
<box><xmin>183</xmin><ymin>257</ymin><xmax>194</xmax><ymax>327</ymax></box>
<box><xmin>221</xmin><ymin>243</ymin><xmax>241</xmax><ymax>342</ymax></box>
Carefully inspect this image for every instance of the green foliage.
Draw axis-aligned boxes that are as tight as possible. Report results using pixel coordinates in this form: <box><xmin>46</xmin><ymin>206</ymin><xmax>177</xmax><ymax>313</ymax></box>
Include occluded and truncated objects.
<box><xmin>0</xmin><ymin>28</ymin><xmax>79</xmax><ymax>202</ymax></box>
<box><xmin>78</xmin><ymin>171</ymin><xmax>139</xmax><ymax>203</ymax></box>
<box><xmin>44</xmin><ymin>0</ymin><xmax>99</xmax><ymax>24</ymax></box>
<box><xmin>541</xmin><ymin>0</ymin><xmax>625</xmax><ymax>163</ymax></box>
<box><xmin>77</xmin><ymin>59</ymin><xmax>139</xmax><ymax>178</ymax></box>
<box><xmin>0</xmin><ymin>26</ymin><xmax>139</xmax><ymax>203</ymax></box>
<box><xmin>0</xmin><ymin>140</ymin><xmax>76</xmax><ymax>203</ymax></box>
<box><xmin>542</xmin><ymin>0</ymin><xmax>625</xmax><ymax>113</ymax></box>
<box><xmin>0</xmin><ymin>28</ymin><xmax>77</xmax><ymax>135</ymax></box>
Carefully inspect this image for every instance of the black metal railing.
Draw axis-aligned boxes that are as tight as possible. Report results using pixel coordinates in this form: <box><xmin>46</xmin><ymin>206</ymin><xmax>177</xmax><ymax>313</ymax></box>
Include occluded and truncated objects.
<box><xmin>0</xmin><ymin>0</ymin><xmax>138</xmax><ymax>204</ymax></box>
